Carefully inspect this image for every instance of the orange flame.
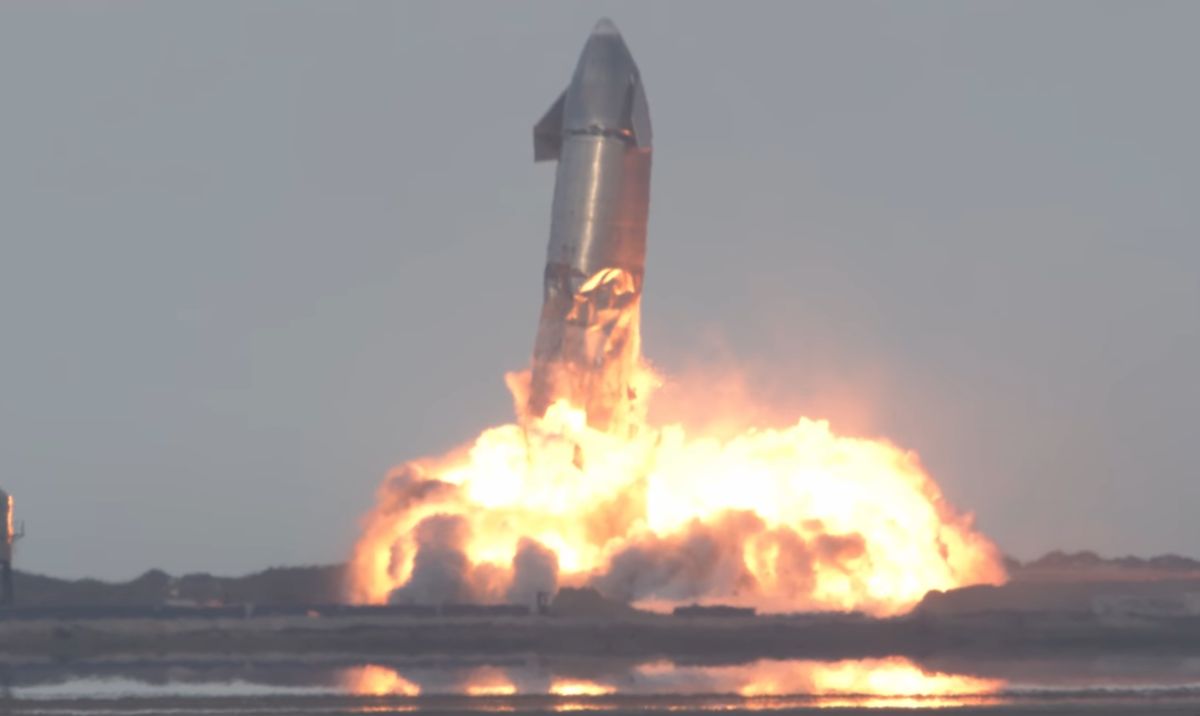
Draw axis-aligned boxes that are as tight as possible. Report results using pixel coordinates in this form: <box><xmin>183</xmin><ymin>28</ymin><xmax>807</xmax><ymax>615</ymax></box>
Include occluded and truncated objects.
<box><xmin>348</xmin><ymin>262</ymin><xmax>1004</xmax><ymax>615</ymax></box>
<box><xmin>347</xmin><ymin>371</ymin><xmax>1003</xmax><ymax>614</ymax></box>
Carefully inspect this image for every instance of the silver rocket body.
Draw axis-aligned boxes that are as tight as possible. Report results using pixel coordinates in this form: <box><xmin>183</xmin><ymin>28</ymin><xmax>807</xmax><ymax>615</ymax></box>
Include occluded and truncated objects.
<box><xmin>528</xmin><ymin>19</ymin><xmax>651</xmax><ymax>433</ymax></box>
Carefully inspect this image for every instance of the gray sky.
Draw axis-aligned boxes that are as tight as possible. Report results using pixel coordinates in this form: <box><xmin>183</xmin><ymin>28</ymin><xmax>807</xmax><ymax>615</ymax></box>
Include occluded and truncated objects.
<box><xmin>2</xmin><ymin>2</ymin><xmax>1197</xmax><ymax>580</ymax></box>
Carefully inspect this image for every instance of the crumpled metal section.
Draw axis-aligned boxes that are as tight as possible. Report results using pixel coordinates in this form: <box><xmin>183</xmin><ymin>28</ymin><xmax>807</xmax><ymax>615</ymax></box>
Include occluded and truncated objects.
<box><xmin>531</xmin><ymin>267</ymin><xmax>643</xmax><ymax>434</ymax></box>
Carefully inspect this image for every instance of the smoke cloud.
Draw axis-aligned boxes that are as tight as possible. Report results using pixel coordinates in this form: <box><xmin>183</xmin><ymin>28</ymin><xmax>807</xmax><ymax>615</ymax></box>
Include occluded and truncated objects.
<box><xmin>507</xmin><ymin>538</ymin><xmax>559</xmax><ymax>605</ymax></box>
<box><xmin>381</xmin><ymin>478</ymin><xmax>882</xmax><ymax>612</ymax></box>
<box><xmin>350</xmin><ymin>379</ymin><xmax>1005</xmax><ymax>614</ymax></box>
<box><xmin>393</xmin><ymin>515</ymin><xmax>474</xmax><ymax>604</ymax></box>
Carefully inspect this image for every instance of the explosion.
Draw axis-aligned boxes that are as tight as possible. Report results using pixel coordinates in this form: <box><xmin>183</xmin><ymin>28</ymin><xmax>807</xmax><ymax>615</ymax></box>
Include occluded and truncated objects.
<box><xmin>347</xmin><ymin>362</ymin><xmax>1004</xmax><ymax>616</ymax></box>
<box><xmin>346</xmin><ymin>18</ymin><xmax>1004</xmax><ymax>617</ymax></box>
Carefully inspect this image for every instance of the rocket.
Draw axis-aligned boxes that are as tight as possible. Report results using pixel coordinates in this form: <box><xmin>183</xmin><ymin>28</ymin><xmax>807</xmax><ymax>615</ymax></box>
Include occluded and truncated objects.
<box><xmin>527</xmin><ymin>19</ymin><xmax>652</xmax><ymax>433</ymax></box>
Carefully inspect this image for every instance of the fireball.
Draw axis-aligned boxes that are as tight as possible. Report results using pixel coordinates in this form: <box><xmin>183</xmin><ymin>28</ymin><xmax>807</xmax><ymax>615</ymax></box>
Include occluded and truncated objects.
<box><xmin>347</xmin><ymin>362</ymin><xmax>1004</xmax><ymax>616</ymax></box>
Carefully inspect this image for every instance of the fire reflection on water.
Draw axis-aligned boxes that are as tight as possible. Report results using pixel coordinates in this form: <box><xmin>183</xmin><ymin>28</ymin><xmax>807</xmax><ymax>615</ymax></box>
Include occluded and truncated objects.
<box><xmin>549</xmin><ymin>679</ymin><xmax>616</xmax><ymax>696</ymax></box>
<box><xmin>465</xmin><ymin>666</ymin><xmax>518</xmax><ymax>696</ymax></box>
<box><xmin>344</xmin><ymin>664</ymin><xmax>420</xmax><ymax>697</ymax></box>
<box><xmin>342</xmin><ymin>656</ymin><xmax>1004</xmax><ymax>707</ymax></box>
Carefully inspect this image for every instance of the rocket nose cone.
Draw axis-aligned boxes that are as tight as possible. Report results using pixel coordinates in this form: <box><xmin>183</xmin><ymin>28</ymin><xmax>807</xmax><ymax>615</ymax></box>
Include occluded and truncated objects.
<box><xmin>578</xmin><ymin>18</ymin><xmax>634</xmax><ymax>72</ymax></box>
<box><xmin>564</xmin><ymin>17</ymin><xmax>649</xmax><ymax>141</ymax></box>
<box><xmin>591</xmin><ymin>18</ymin><xmax>621</xmax><ymax>36</ymax></box>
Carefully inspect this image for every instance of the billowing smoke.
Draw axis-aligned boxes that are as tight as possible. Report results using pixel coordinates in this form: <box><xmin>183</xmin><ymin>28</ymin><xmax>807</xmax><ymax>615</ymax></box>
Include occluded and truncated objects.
<box><xmin>590</xmin><ymin>513</ymin><xmax>758</xmax><ymax>603</ymax></box>
<box><xmin>591</xmin><ymin>513</ymin><xmax>869</xmax><ymax>606</ymax></box>
<box><xmin>350</xmin><ymin>378</ymin><xmax>1006</xmax><ymax>615</ymax></box>
<box><xmin>382</xmin><ymin>499</ymin><xmax>879</xmax><ymax>611</ymax></box>
<box><xmin>392</xmin><ymin>515</ymin><xmax>475</xmax><ymax>604</ymax></box>
<box><xmin>385</xmin><ymin>511</ymin><xmax>561</xmax><ymax>607</ymax></box>
<box><xmin>507</xmin><ymin>538</ymin><xmax>559</xmax><ymax>605</ymax></box>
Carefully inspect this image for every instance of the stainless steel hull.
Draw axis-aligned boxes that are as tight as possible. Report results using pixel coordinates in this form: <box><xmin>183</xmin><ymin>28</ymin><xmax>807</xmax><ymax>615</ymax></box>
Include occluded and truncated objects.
<box><xmin>528</xmin><ymin>19</ymin><xmax>652</xmax><ymax>434</ymax></box>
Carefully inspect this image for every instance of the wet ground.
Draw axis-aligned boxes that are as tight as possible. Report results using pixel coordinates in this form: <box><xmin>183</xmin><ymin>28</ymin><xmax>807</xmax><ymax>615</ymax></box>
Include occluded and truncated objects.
<box><xmin>4</xmin><ymin>653</ymin><xmax>1200</xmax><ymax>714</ymax></box>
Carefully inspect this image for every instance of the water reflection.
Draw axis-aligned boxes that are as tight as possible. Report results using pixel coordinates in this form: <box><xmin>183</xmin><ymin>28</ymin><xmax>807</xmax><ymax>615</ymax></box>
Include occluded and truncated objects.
<box><xmin>14</xmin><ymin>655</ymin><xmax>1200</xmax><ymax>711</ymax></box>
<box><xmin>346</xmin><ymin>664</ymin><xmax>421</xmax><ymax>697</ymax></box>
<box><xmin>465</xmin><ymin>667</ymin><xmax>518</xmax><ymax>696</ymax></box>
<box><xmin>548</xmin><ymin>679</ymin><xmax>616</xmax><ymax>696</ymax></box>
<box><xmin>340</xmin><ymin>656</ymin><xmax>1003</xmax><ymax>706</ymax></box>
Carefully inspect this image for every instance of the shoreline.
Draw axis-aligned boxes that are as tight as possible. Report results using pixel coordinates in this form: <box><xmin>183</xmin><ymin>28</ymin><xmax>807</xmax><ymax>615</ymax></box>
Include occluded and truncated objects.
<box><xmin>4</xmin><ymin>610</ymin><xmax>1200</xmax><ymax>659</ymax></box>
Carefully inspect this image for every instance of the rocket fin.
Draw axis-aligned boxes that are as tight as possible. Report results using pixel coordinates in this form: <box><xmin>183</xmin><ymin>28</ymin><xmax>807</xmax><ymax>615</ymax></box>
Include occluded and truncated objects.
<box><xmin>534</xmin><ymin>90</ymin><xmax>566</xmax><ymax>162</ymax></box>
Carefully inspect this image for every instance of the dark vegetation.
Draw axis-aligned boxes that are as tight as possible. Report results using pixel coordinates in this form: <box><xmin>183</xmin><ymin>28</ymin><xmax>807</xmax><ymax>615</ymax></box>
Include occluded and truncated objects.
<box><xmin>8</xmin><ymin>551</ymin><xmax>1200</xmax><ymax>609</ymax></box>
<box><xmin>11</xmin><ymin>564</ymin><xmax>345</xmax><ymax>607</ymax></box>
